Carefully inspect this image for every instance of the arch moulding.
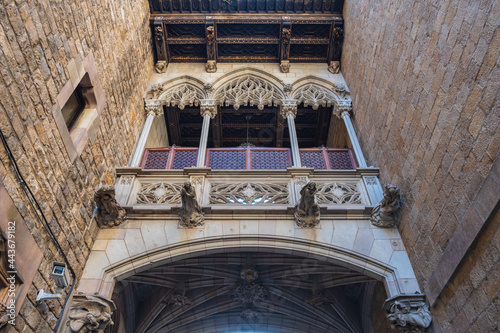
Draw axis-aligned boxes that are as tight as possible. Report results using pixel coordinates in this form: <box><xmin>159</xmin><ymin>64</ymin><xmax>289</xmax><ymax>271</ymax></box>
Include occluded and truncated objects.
<box><xmin>78</xmin><ymin>229</ymin><xmax>421</xmax><ymax>301</ymax></box>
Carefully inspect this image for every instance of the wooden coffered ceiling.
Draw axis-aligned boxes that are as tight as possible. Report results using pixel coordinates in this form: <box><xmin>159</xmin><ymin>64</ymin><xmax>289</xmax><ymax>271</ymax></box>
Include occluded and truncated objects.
<box><xmin>149</xmin><ymin>0</ymin><xmax>344</xmax><ymax>65</ymax></box>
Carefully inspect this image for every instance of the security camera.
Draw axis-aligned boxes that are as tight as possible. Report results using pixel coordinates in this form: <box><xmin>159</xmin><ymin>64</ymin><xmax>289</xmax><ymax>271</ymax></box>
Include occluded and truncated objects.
<box><xmin>52</xmin><ymin>262</ymin><xmax>70</xmax><ymax>288</ymax></box>
<box><xmin>36</xmin><ymin>262</ymin><xmax>70</xmax><ymax>303</ymax></box>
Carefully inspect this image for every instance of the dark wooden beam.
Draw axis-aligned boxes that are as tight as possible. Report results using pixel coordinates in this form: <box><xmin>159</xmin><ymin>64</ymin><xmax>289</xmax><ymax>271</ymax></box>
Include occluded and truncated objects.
<box><xmin>205</xmin><ymin>16</ymin><xmax>217</xmax><ymax>72</ymax></box>
<box><xmin>279</xmin><ymin>16</ymin><xmax>291</xmax><ymax>72</ymax></box>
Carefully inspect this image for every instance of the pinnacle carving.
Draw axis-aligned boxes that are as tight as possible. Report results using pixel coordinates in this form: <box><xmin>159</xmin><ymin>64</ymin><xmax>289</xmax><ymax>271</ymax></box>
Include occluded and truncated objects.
<box><xmin>199</xmin><ymin>99</ymin><xmax>218</xmax><ymax>118</ymax></box>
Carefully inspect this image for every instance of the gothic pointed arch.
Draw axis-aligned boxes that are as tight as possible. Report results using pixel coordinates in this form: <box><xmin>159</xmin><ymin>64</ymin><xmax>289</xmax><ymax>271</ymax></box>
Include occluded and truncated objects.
<box><xmin>146</xmin><ymin>77</ymin><xmax>208</xmax><ymax>110</ymax></box>
<box><xmin>290</xmin><ymin>76</ymin><xmax>352</xmax><ymax>111</ymax></box>
<box><xmin>210</xmin><ymin>69</ymin><xmax>286</xmax><ymax>110</ymax></box>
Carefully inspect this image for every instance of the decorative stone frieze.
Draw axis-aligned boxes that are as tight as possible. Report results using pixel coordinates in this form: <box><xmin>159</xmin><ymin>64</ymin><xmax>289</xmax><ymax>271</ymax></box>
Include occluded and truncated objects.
<box><xmin>384</xmin><ymin>294</ymin><xmax>432</xmax><ymax>333</ymax></box>
<box><xmin>328</xmin><ymin>61</ymin><xmax>340</xmax><ymax>74</ymax></box>
<box><xmin>279</xmin><ymin>99</ymin><xmax>298</xmax><ymax>119</ymax></box>
<box><xmin>136</xmin><ymin>183</ymin><xmax>183</xmax><ymax>204</ymax></box>
<box><xmin>209</xmin><ymin>182</ymin><xmax>289</xmax><ymax>205</ymax></box>
<box><xmin>161</xmin><ymin>84</ymin><xmax>206</xmax><ymax>109</ymax></box>
<box><xmin>370</xmin><ymin>184</ymin><xmax>402</xmax><ymax>228</ymax></box>
<box><xmin>179</xmin><ymin>181</ymin><xmax>204</xmax><ymax>227</ymax></box>
<box><xmin>294</xmin><ymin>182</ymin><xmax>320</xmax><ymax>228</ymax></box>
<box><xmin>199</xmin><ymin>99</ymin><xmax>218</xmax><ymax>118</ymax></box>
<box><xmin>67</xmin><ymin>294</ymin><xmax>116</xmax><ymax>333</ymax></box>
<box><xmin>315</xmin><ymin>182</ymin><xmax>362</xmax><ymax>205</ymax></box>
<box><xmin>94</xmin><ymin>185</ymin><xmax>127</xmax><ymax>228</ymax></box>
<box><xmin>144</xmin><ymin>99</ymin><xmax>164</xmax><ymax>117</ymax></box>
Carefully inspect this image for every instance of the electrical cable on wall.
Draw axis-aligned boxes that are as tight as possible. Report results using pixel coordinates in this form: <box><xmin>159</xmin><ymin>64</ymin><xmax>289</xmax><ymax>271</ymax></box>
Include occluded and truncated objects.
<box><xmin>0</xmin><ymin>125</ymin><xmax>77</xmax><ymax>332</ymax></box>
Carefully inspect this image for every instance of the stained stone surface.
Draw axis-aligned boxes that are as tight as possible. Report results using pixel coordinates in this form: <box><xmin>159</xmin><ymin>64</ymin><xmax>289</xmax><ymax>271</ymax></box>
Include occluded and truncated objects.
<box><xmin>0</xmin><ymin>0</ymin><xmax>153</xmax><ymax>331</ymax></box>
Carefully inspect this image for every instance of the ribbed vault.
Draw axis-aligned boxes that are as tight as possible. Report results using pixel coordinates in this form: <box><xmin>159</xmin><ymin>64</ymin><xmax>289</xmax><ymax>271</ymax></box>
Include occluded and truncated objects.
<box><xmin>111</xmin><ymin>251</ymin><xmax>378</xmax><ymax>333</ymax></box>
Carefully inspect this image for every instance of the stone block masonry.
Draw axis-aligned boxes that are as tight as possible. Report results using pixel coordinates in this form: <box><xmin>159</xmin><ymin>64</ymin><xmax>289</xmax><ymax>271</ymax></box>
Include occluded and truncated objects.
<box><xmin>342</xmin><ymin>0</ymin><xmax>500</xmax><ymax>331</ymax></box>
<box><xmin>0</xmin><ymin>0</ymin><xmax>153</xmax><ymax>331</ymax></box>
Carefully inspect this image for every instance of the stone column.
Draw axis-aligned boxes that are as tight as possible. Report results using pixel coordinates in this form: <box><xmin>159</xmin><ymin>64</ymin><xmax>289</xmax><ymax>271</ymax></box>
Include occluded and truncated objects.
<box><xmin>280</xmin><ymin>99</ymin><xmax>301</xmax><ymax>168</ymax></box>
<box><xmin>196</xmin><ymin>99</ymin><xmax>217</xmax><ymax>167</ymax></box>
<box><xmin>130</xmin><ymin>99</ymin><xmax>163</xmax><ymax>167</ymax></box>
<box><xmin>333</xmin><ymin>100</ymin><xmax>367</xmax><ymax>168</ymax></box>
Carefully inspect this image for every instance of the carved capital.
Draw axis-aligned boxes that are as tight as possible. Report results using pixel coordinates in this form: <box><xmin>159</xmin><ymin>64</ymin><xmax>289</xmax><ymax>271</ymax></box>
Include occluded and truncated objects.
<box><xmin>280</xmin><ymin>99</ymin><xmax>298</xmax><ymax>119</ymax></box>
<box><xmin>333</xmin><ymin>99</ymin><xmax>352</xmax><ymax>118</ymax></box>
<box><xmin>94</xmin><ymin>185</ymin><xmax>126</xmax><ymax>228</ymax></box>
<box><xmin>67</xmin><ymin>294</ymin><xmax>116</xmax><ymax>333</ymax></box>
<box><xmin>144</xmin><ymin>99</ymin><xmax>163</xmax><ymax>117</ymax></box>
<box><xmin>200</xmin><ymin>99</ymin><xmax>217</xmax><ymax>119</ymax></box>
<box><xmin>384</xmin><ymin>294</ymin><xmax>432</xmax><ymax>333</ymax></box>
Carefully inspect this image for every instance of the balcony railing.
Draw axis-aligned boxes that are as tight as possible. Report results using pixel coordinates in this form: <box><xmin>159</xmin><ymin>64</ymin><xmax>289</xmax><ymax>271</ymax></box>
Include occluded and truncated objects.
<box><xmin>140</xmin><ymin>147</ymin><xmax>357</xmax><ymax>170</ymax></box>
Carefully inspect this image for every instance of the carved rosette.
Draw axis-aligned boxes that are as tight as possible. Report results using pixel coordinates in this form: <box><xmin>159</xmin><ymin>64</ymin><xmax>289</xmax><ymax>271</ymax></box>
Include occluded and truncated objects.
<box><xmin>67</xmin><ymin>294</ymin><xmax>116</xmax><ymax>333</ymax></box>
<box><xmin>280</xmin><ymin>99</ymin><xmax>298</xmax><ymax>119</ymax></box>
<box><xmin>370</xmin><ymin>184</ymin><xmax>402</xmax><ymax>228</ymax></box>
<box><xmin>199</xmin><ymin>99</ymin><xmax>218</xmax><ymax>119</ymax></box>
<box><xmin>144</xmin><ymin>99</ymin><xmax>163</xmax><ymax>117</ymax></box>
<box><xmin>333</xmin><ymin>99</ymin><xmax>353</xmax><ymax>119</ymax></box>
<box><xmin>294</xmin><ymin>182</ymin><xmax>320</xmax><ymax>228</ymax></box>
<box><xmin>94</xmin><ymin>185</ymin><xmax>126</xmax><ymax>228</ymax></box>
<box><xmin>384</xmin><ymin>294</ymin><xmax>432</xmax><ymax>333</ymax></box>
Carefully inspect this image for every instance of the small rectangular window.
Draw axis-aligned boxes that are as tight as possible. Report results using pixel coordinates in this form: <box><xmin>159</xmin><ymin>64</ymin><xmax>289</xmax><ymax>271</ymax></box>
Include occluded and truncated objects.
<box><xmin>61</xmin><ymin>89</ymin><xmax>85</xmax><ymax>130</ymax></box>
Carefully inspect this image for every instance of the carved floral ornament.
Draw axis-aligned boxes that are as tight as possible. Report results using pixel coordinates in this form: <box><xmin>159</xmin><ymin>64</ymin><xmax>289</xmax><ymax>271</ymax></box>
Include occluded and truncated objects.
<box><xmin>145</xmin><ymin>75</ymin><xmax>353</xmax><ymax>114</ymax></box>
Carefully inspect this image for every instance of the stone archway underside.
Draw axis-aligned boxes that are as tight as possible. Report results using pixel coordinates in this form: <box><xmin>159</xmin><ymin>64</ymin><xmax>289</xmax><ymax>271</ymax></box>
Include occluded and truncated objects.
<box><xmin>113</xmin><ymin>249</ymin><xmax>378</xmax><ymax>333</ymax></box>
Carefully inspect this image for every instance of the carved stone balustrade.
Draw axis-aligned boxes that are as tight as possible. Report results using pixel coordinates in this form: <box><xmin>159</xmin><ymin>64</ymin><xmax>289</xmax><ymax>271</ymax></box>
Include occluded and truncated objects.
<box><xmin>113</xmin><ymin>166</ymin><xmax>386</xmax><ymax>220</ymax></box>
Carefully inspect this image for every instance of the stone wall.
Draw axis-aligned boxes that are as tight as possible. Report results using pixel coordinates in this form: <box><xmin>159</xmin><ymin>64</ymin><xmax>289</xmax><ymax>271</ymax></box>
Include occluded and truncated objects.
<box><xmin>342</xmin><ymin>0</ymin><xmax>500</xmax><ymax>331</ymax></box>
<box><xmin>0</xmin><ymin>0</ymin><xmax>153</xmax><ymax>331</ymax></box>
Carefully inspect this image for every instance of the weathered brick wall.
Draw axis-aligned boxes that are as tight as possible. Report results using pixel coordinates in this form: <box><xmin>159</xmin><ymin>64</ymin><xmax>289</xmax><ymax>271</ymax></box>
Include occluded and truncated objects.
<box><xmin>0</xmin><ymin>0</ymin><xmax>153</xmax><ymax>331</ymax></box>
<box><xmin>342</xmin><ymin>0</ymin><xmax>499</xmax><ymax>331</ymax></box>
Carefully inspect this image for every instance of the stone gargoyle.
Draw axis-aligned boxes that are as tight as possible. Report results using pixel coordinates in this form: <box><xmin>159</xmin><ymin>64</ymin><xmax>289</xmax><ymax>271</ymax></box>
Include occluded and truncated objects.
<box><xmin>94</xmin><ymin>185</ymin><xmax>126</xmax><ymax>228</ymax></box>
<box><xmin>179</xmin><ymin>181</ymin><xmax>204</xmax><ymax>228</ymax></box>
<box><xmin>67</xmin><ymin>294</ymin><xmax>116</xmax><ymax>333</ymax></box>
<box><xmin>370</xmin><ymin>184</ymin><xmax>402</xmax><ymax>228</ymax></box>
<box><xmin>387</xmin><ymin>300</ymin><xmax>432</xmax><ymax>332</ymax></box>
<box><xmin>294</xmin><ymin>182</ymin><xmax>320</xmax><ymax>228</ymax></box>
